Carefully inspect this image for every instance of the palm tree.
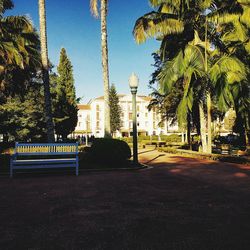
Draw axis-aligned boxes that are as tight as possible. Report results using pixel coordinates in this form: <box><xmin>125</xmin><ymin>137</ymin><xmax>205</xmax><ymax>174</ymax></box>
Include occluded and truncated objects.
<box><xmin>133</xmin><ymin>0</ymin><xmax>212</xmax><ymax>152</ymax></box>
<box><xmin>38</xmin><ymin>0</ymin><xmax>55</xmax><ymax>142</ymax></box>
<box><xmin>90</xmin><ymin>0</ymin><xmax>111</xmax><ymax>137</ymax></box>
<box><xmin>133</xmin><ymin>0</ymin><xmax>248</xmax><ymax>152</ymax></box>
<box><xmin>209</xmin><ymin>0</ymin><xmax>250</xmax><ymax>146</ymax></box>
<box><xmin>0</xmin><ymin>0</ymin><xmax>40</xmax><ymax>92</ymax></box>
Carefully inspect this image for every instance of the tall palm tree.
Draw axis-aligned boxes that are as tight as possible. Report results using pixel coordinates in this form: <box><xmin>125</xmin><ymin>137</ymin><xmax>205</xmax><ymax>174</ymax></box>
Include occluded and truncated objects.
<box><xmin>133</xmin><ymin>0</ymin><xmax>212</xmax><ymax>152</ymax></box>
<box><xmin>209</xmin><ymin>0</ymin><xmax>250</xmax><ymax>145</ymax></box>
<box><xmin>134</xmin><ymin>0</ymin><xmax>248</xmax><ymax>152</ymax></box>
<box><xmin>90</xmin><ymin>0</ymin><xmax>111</xmax><ymax>137</ymax></box>
<box><xmin>38</xmin><ymin>0</ymin><xmax>55</xmax><ymax>142</ymax></box>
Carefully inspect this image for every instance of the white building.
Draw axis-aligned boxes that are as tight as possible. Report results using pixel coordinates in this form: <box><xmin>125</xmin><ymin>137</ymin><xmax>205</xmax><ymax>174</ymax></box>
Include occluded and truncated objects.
<box><xmin>74</xmin><ymin>94</ymin><xmax>179</xmax><ymax>138</ymax></box>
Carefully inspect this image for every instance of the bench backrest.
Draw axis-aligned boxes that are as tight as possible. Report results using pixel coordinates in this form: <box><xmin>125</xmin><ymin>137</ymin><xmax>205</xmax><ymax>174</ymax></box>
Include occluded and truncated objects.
<box><xmin>14</xmin><ymin>142</ymin><xmax>78</xmax><ymax>156</ymax></box>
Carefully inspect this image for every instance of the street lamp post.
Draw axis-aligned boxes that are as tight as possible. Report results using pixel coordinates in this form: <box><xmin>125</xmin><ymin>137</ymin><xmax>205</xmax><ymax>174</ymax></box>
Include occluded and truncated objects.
<box><xmin>129</xmin><ymin>73</ymin><xmax>139</xmax><ymax>164</ymax></box>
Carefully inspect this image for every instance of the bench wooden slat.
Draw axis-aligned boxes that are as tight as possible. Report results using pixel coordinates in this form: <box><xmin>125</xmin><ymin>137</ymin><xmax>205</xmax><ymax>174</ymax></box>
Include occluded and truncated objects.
<box><xmin>12</xmin><ymin>164</ymin><xmax>77</xmax><ymax>170</ymax></box>
<box><xmin>13</xmin><ymin>159</ymin><xmax>76</xmax><ymax>165</ymax></box>
<box><xmin>14</xmin><ymin>152</ymin><xmax>77</xmax><ymax>156</ymax></box>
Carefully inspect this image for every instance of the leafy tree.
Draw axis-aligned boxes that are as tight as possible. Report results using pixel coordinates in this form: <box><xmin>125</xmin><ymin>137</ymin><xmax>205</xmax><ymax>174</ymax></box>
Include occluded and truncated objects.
<box><xmin>90</xmin><ymin>0</ymin><xmax>111</xmax><ymax>137</ymax></box>
<box><xmin>0</xmin><ymin>83</ymin><xmax>47</xmax><ymax>142</ymax></box>
<box><xmin>109</xmin><ymin>84</ymin><xmax>122</xmax><ymax>136</ymax></box>
<box><xmin>52</xmin><ymin>48</ymin><xmax>78</xmax><ymax>140</ymax></box>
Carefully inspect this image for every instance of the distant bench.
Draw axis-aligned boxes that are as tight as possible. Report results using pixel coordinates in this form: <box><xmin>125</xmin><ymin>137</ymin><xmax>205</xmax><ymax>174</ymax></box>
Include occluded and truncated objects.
<box><xmin>10</xmin><ymin>143</ymin><xmax>79</xmax><ymax>177</ymax></box>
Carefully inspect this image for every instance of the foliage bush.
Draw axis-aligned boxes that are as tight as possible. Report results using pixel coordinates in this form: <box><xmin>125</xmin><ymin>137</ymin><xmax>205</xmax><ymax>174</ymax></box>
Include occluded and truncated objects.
<box><xmin>162</xmin><ymin>134</ymin><xmax>182</xmax><ymax>142</ymax></box>
<box><xmin>0</xmin><ymin>154</ymin><xmax>10</xmax><ymax>172</ymax></box>
<box><xmin>158</xmin><ymin>147</ymin><xmax>178</xmax><ymax>154</ymax></box>
<box><xmin>0</xmin><ymin>142</ymin><xmax>15</xmax><ymax>154</ymax></box>
<box><xmin>87</xmin><ymin>138</ymin><xmax>131</xmax><ymax>164</ymax></box>
<box><xmin>159</xmin><ymin>147</ymin><xmax>249</xmax><ymax>165</ymax></box>
<box><xmin>120</xmin><ymin>134</ymin><xmax>182</xmax><ymax>144</ymax></box>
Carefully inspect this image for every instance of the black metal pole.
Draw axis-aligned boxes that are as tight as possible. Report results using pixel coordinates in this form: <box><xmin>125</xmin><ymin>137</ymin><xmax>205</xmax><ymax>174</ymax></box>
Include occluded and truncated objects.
<box><xmin>131</xmin><ymin>87</ymin><xmax>138</xmax><ymax>164</ymax></box>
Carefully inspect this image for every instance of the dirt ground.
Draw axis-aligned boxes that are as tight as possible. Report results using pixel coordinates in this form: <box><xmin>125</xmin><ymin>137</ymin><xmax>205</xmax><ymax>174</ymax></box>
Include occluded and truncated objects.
<box><xmin>0</xmin><ymin>149</ymin><xmax>250</xmax><ymax>250</ymax></box>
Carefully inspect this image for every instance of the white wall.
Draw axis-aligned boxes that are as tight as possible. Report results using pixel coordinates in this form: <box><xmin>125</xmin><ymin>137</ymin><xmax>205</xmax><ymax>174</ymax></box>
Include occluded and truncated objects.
<box><xmin>75</xmin><ymin>94</ymin><xmax>179</xmax><ymax>137</ymax></box>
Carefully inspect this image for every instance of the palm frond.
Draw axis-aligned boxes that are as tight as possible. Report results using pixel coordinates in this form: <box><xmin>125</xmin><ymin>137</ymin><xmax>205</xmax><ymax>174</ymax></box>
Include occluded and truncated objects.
<box><xmin>133</xmin><ymin>12</ymin><xmax>183</xmax><ymax>44</ymax></box>
<box><xmin>209</xmin><ymin>56</ymin><xmax>247</xmax><ymax>85</ymax></box>
<box><xmin>90</xmin><ymin>0</ymin><xmax>99</xmax><ymax>18</ymax></box>
<box><xmin>240</xmin><ymin>6</ymin><xmax>250</xmax><ymax>27</ymax></box>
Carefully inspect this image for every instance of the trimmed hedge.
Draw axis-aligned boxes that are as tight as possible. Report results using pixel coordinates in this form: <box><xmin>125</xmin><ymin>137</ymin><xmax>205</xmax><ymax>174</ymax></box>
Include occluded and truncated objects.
<box><xmin>159</xmin><ymin>148</ymin><xmax>249</xmax><ymax>165</ymax></box>
<box><xmin>0</xmin><ymin>154</ymin><xmax>10</xmax><ymax>173</ymax></box>
<box><xmin>87</xmin><ymin>138</ymin><xmax>131</xmax><ymax>164</ymax></box>
<box><xmin>120</xmin><ymin>134</ymin><xmax>182</xmax><ymax>144</ymax></box>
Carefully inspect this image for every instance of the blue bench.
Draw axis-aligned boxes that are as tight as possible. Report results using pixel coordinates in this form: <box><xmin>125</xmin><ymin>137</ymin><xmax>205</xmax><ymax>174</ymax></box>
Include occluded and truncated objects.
<box><xmin>10</xmin><ymin>142</ymin><xmax>79</xmax><ymax>177</ymax></box>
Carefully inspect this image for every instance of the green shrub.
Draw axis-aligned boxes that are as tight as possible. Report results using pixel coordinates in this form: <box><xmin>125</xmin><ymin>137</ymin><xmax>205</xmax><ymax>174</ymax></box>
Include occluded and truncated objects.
<box><xmin>218</xmin><ymin>156</ymin><xmax>248</xmax><ymax>164</ymax></box>
<box><xmin>0</xmin><ymin>154</ymin><xmax>10</xmax><ymax>173</ymax></box>
<box><xmin>120</xmin><ymin>134</ymin><xmax>182</xmax><ymax>144</ymax></box>
<box><xmin>120</xmin><ymin>137</ymin><xmax>133</xmax><ymax>143</ymax></box>
<box><xmin>159</xmin><ymin>147</ymin><xmax>178</xmax><ymax>154</ymax></box>
<box><xmin>164</xmin><ymin>134</ymin><xmax>182</xmax><ymax>142</ymax></box>
<box><xmin>88</xmin><ymin>138</ymin><xmax>131</xmax><ymax>164</ymax></box>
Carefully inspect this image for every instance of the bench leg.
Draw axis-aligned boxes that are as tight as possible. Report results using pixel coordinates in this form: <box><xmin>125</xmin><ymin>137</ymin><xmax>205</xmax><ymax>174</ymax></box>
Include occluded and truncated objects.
<box><xmin>10</xmin><ymin>161</ymin><xmax>13</xmax><ymax>178</ymax></box>
<box><xmin>76</xmin><ymin>157</ymin><xmax>79</xmax><ymax>176</ymax></box>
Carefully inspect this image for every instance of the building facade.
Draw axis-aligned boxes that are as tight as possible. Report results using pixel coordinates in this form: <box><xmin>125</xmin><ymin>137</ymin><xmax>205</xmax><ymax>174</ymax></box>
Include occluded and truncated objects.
<box><xmin>74</xmin><ymin>94</ymin><xmax>179</xmax><ymax>138</ymax></box>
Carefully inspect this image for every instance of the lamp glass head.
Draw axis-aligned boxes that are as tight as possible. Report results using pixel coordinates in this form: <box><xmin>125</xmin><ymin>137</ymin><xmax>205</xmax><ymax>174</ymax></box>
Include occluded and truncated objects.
<box><xmin>129</xmin><ymin>73</ymin><xmax>139</xmax><ymax>89</ymax></box>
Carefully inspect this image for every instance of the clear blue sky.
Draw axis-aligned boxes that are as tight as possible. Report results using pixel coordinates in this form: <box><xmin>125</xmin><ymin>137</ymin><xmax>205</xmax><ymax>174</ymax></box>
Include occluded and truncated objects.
<box><xmin>10</xmin><ymin>0</ymin><xmax>159</xmax><ymax>102</ymax></box>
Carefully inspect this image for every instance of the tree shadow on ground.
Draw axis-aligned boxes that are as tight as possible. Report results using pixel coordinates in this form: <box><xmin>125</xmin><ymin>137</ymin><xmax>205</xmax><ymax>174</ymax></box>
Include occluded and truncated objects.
<box><xmin>1</xmin><ymin>150</ymin><xmax>250</xmax><ymax>249</ymax></box>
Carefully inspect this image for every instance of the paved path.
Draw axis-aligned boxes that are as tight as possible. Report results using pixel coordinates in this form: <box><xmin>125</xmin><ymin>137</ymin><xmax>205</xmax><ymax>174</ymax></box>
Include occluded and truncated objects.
<box><xmin>138</xmin><ymin>148</ymin><xmax>250</xmax><ymax>192</ymax></box>
<box><xmin>0</xmin><ymin>149</ymin><xmax>250</xmax><ymax>250</ymax></box>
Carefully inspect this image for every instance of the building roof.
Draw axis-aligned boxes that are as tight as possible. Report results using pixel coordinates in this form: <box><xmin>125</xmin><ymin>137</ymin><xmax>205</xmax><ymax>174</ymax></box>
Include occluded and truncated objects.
<box><xmin>138</xmin><ymin>95</ymin><xmax>152</xmax><ymax>101</ymax></box>
<box><xmin>94</xmin><ymin>94</ymin><xmax>152</xmax><ymax>102</ymax></box>
<box><xmin>95</xmin><ymin>94</ymin><xmax>126</xmax><ymax>100</ymax></box>
<box><xmin>78</xmin><ymin>104</ymin><xmax>91</xmax><ymax>110</ymax></box>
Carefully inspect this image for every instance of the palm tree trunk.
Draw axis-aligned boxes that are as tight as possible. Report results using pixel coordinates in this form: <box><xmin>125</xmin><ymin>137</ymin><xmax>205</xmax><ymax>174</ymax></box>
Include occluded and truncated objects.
<box><xmin>181</xmin><ymin>130</ymin><xmax>185</xmax><ymax>143</ymax></box>
<box><xmin>101</xmin><ymin>0</ymin><xmax>111</xmax><ymax>138</ymax></box>
<box><xmin>38</xmin><ymin>0</ymin><xmax>55</xmax><ymax>142</ymax></box>
<box><xmin>187</xmin><ymin>112</ymin><xmax>191</xmax><ymax>150</ymax></box>
<box><xmin>207</xmin><ymin>92</ymin><xmax>212</xmax><ymax>153</ymax></box>
<box><xmin>199</xmin><ymin>102</ymin><xmax>207</xmax><ymax>153</ymax></box>
<box><xmin>204</xmin><ymin>15</ymin><xmax>211</xmax><ymax>153</ymax></box>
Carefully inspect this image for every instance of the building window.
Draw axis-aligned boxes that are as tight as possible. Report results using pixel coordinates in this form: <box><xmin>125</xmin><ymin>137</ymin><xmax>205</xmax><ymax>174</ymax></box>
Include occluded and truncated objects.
<box><xmin>129</xmin><ymin>112</ymin><xmax>132</xmax><ymax>120</ymax></box>
<box><xmin>96</xmin><ymin>105</ymin><xmax>100</xmax><ymax>111</ymax></box>
<box><xmin>145</xmin><ymin>113</ymin><xmax>148</xmax><ymax>118</ymax></box>
<box><xmin>96</xmin><ymin>121</ymin><xmax>100</xmax><ymax>129</ymax></box>
<box><xmin>137</xmin><ymin>105</ymin><xmax>140</xmax><ymax>111</ymax></box>
<box><xmin>96</xmin><ymin>111</ymin><xmax>100</xmax><ymax>120</ymax></box>
<box><xmin>129</xmin><ymin>122</ymin><xmax>133</xmax><ymax>129</ymax></box>
<box><xmin>78</xmin><ymin>122</ymin><xmax>81</xmax><ymax>127</ymax></box>
<box><xmin>153</xmin><ymin>122</ymin><xmax>156</xmax><ymax>129</ymax></box>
